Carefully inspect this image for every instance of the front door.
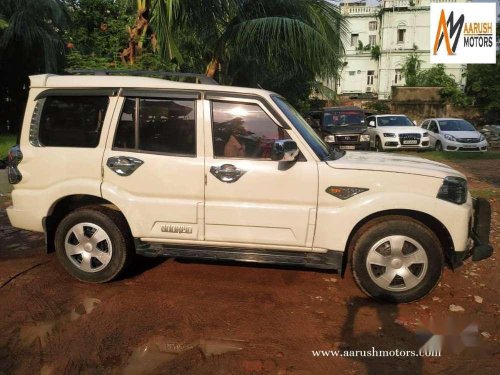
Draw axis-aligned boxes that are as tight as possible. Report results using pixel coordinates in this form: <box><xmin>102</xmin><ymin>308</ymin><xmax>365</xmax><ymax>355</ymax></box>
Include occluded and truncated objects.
<box><xmin>102</xmin><ymin>92</ymin><xmax>205</xmax><ymax>241</ymax></box>
<box><xmin>203</xmin><ymin>96</ymin><xmax>318</xmax><ymax>249</ymax></box>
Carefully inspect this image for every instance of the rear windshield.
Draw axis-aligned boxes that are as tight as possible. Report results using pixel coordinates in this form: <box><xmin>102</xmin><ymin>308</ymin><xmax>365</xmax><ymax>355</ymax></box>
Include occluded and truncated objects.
<box><xmin>324</xmin><ymin>111</ymin><xmax>364</xmax><ymax>126</ymax></box>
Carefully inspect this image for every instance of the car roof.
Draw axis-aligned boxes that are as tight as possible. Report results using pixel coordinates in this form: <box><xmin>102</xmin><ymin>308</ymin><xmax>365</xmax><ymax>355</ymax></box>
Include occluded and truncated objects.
<box><xmin>425</xmin><ymin>118</ymin><xmax>464</xmax><ymax>121</ymax></box>
<box><xmin>323</xmin><ymin>106</ymin><xmax>363</xmax><ymax>111</ymax></box>
<box><xmin>373</xmin><ymin>114</ymin><xmax>407</xmax><ymax>117</ymax></box>
<box><xmin>29</xmin><ymin>74</ymin><xmax>276</xmax><ymax>97</ymax></box>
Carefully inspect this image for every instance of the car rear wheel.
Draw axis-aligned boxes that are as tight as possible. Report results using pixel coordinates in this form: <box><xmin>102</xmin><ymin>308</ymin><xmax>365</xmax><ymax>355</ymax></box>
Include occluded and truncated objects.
<box><xmin>351</xmin><ymin>216</ymin><xmax>443</xmax><ymax>303</ymax></box>
<box><xmin>55</xmin><ymin>206</ymin><xmax>134</xmax><ymax>283</ymax></box>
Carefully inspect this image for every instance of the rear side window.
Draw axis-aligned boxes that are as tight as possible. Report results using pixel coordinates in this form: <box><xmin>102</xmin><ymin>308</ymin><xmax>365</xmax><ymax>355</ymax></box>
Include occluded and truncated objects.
<box><xmin>34</xmin><ymin>96</ymin><xmax>109</xmax><ymax>147</ymax></box>
<box><xmin>114</xmin><ymin>97</ymin><xmax>196</xmax><ymax>156</ymax></box>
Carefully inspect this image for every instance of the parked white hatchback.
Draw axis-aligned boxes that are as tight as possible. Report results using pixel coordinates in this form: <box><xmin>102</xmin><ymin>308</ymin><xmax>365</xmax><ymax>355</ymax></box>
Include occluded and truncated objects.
<box><xmin>365</xmin><ymin>114</ymin><xmax>430</xmax><ymax>151</ymax></box>
<box><xmin>421</xmin><ymin>118</ymin><xmax>488</xmax><ymax>152</ymax></box>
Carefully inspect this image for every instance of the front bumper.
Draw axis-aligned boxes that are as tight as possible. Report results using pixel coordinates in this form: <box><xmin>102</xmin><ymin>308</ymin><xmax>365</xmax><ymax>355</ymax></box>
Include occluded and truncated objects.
<box><xmin>382</xmin><ymin>137</ymin><xmax>430</xmax><ymax>150</ymax></box>
<box><xmin>326</xmin><ymin>140</ymin><xmax>370</xmax><ymax>151</ymax></box>
<box><xmin>443</xmin><ymin>140</ymin><xmax>488</xmax><ymax>152</ymax></box>
<box><xmin>451</xmin><ymin>197</ymin><xmax>493</xmax><ymax>267</ymax></box>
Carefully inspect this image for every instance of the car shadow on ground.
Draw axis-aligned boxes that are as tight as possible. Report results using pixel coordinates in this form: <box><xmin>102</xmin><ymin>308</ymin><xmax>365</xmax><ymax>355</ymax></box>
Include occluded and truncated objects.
<box><xmin>340</xmin><ymin>296</ymin><xmax>424</xmax><ymax>375</ymax></box>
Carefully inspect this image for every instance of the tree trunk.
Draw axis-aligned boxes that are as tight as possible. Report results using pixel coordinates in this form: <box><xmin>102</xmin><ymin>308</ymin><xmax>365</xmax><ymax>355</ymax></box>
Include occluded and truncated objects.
<box><xmin>206</xmin><ymin>58</ymin><xmax>219</xmax><ymax>78</ymax></box>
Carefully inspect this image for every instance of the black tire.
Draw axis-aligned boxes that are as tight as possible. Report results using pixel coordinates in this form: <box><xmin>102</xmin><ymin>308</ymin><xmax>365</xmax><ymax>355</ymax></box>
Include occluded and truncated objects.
<box><xmin>375</xmin><ymin>136</ymin><xmax>383</xmax><ymax>152</ymax></box>
<box><xmin>435</xmin><ymin>141</ymin><xmax>443</xmax><ymax>152</ymax></box>
<box><xmin>350</xmin><ymin>216</ymin><xmax>443</xmax><ymax>303</ymax></box>
<box><xmin>55</xmin><ymin>206</ymin><xmax>134</xmax><ymax>283</ymax></box>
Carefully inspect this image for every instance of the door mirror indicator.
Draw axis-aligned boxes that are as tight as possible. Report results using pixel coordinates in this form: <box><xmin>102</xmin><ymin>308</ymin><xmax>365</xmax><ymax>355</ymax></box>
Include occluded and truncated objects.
<box><xmin>271</xmin><ymin>140</ymin><xmax>299</xmax><ymax>162</ymax></box>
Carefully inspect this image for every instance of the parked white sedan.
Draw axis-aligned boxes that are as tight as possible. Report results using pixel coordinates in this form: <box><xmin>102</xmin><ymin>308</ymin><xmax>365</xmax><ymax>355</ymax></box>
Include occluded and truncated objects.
<box><xmin>421</xmin><ymin>118</ymin><xmax>488</xmax><ymax>152</ymax></box>
<box><xmin>366</xmin><ymin>114</ymin><xmax>430</xmax><ymax>151</ymax></box>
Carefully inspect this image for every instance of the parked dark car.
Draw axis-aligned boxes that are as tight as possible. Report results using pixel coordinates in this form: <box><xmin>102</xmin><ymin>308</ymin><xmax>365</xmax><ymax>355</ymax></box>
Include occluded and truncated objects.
<box><xmin>305</xmin><ymin>106</ymin><xmax>370</xmax><ymax>150</ymax></box>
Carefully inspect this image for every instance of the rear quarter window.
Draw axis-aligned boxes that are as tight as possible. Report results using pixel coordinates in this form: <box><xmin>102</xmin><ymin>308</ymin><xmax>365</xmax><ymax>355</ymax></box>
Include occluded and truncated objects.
<box><xmin>31</xmin><ymin>96</ymin><xmax>109</xmax><ymax>148</ymax></box>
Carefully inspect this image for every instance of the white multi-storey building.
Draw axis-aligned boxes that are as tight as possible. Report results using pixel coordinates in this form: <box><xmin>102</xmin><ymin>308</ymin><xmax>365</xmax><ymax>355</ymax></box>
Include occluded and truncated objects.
<box><xmin>336</xmin><ymin>0</ymin><xmax>468</xmax><ymax>100</ymax></box>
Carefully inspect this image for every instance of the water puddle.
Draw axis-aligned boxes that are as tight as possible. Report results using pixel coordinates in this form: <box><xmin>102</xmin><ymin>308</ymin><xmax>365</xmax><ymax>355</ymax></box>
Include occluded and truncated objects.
<box><xmin>124</xmin><ymin>337</ymin><xmax>246</xmax><ymax>375</ymax></box>
<box><xmin>20</xmin><ymin>297</ymin><xmax>101</xmax><ymax>348</ymax></box>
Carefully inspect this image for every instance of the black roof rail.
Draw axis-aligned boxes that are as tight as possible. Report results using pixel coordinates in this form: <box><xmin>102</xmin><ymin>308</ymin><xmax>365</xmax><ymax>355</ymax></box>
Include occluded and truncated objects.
<box><xmin>65</xmin><ymin>69</ymin><xmax>219</xmax><ymax>85</ymax></box>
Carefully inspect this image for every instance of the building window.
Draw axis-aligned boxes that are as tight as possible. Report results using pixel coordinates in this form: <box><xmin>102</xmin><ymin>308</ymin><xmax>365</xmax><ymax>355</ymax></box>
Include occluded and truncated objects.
<box><xmin>369</xmin><ymin>35</ymin><xmax>376</xmax><ymax>47</ymax></box>
<box><xmin>369</xmin><ymin>21</ymin><xmax>377</xmax><ymax>31</ymax></box>
<box><xmin>397</xmin><ymin>28</ymin><xmax>406</xmax><ymax>43</ymax></box>
<box><xmin>367</xmin><ymin>71</ymin><xmax>374</xmax><ymax>85</ymax></box>
<box><xmin>394</xmin><ymin>69</ymin><xmax>402</xmax><ymax>84</ymax></box>
<box><xmin>350</xmin><ymin>34</ymin><xmax>359</xmax><ymax>47</ymax></box>
<box><xmin>36</xmin><ymin>96</ymin><xmax>109</xmax><ymax>148</ymax></box>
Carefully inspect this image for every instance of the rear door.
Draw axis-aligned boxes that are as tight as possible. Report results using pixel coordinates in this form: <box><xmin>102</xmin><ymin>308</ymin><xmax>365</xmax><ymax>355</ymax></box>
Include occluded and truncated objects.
<box><xmin>101</xmin><ymin>90</ymin><xmax>205</xmax><ymax>241</ymax></box>
<box><xmin>203</xmin><ymin>94</ymin><xmax>318</xmax><ymax>249</ymax></box>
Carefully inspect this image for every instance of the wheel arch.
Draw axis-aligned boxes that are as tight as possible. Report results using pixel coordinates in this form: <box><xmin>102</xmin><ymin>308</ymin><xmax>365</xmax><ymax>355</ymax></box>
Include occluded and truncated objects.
<box><xmin>344</xmin><ymin>209</ymin><xmax>455</xmax><ymax>269</ymax></box>
<box><xmin>44</xmin><ymin>194</ymin><xmax>132</xmax><ymax>253</ymax></box>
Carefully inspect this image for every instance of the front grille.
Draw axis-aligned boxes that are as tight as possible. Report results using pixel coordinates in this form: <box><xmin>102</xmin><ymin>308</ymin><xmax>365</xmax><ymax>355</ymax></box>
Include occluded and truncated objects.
<box><xmin>399</xmin><ymin>133</ymin><xmax>421</xmax><ymax>145</ymax></box>
<box><xmin>336</xmin><ymin>135</ymin><xmax>359</xmax><ymax>143</ymax></box>
<box><xmin>456</xmin><ymin>138</ymin><xmax>480</xmax><ymax>143</ymax></box>
<box><xmin>458</xmin><ymin>147</ymin><xmax>480</xmax><ymax>151</ymax></box>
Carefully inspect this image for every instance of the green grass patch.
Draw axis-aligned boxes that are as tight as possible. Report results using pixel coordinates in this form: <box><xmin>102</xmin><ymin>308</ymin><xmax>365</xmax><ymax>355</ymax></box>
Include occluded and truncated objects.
<box><xmin>403</xmin><ymin>150</ymin><xmax>500</xmax><ymax>161</ymax></box>
<box><xmin>470</xmin><ymin>188</ymin><xmax>500</xmax><ymax>199</ymax></box>
<box><xmin>0</xmin><ymin>134</ymin><xmax>17</xmax><ymax>159</ymax></box>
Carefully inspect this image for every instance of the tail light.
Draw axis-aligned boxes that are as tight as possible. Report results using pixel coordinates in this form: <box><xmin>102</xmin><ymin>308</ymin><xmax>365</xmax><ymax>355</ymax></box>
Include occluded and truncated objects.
<box><xmin>7</xmin><ymin>145</ymin><xmax>23</xmax><ymax>184</ymax></box>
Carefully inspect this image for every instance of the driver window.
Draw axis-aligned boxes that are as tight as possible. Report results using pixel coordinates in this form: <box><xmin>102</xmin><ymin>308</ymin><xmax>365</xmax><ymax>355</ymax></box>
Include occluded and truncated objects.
<box><xmin>211</xmin><ymin>101</ymin><xmax>290</xmax><ymax>159</ymax></box>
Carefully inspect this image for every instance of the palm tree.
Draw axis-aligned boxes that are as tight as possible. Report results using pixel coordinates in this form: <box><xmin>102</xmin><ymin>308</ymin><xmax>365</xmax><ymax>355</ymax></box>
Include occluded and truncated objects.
<box><xmin>126</xmin><ymin>0</ymin><xmax>347</xmax><ymax>82</ymax></box>
<box><xmin>0</xmin><ymin>0</ymin><xmax>67</xmax><ymax>73</ymax></box>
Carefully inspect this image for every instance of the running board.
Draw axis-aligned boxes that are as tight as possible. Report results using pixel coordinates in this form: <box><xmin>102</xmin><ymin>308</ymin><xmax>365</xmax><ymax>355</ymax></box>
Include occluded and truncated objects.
<box><xmin>135</xmin><ymin>242</ymin><xmax>343</xmax><ymax>270</ymax></box>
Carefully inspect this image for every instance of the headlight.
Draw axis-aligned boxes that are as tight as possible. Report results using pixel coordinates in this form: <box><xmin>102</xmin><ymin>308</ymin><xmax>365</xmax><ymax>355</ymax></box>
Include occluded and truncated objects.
<box><xmin>360</xmin><ymin>134</ymin><xmax>370</xmax><ymax>142</ymax></box>
<box><xmin>383</xmin><ymin>133</ymin><xmax>396</xmax><ymax>138</ymax></box>
<box><xmin>444</xmin><ymin>134</ymin><xmax>456</xmax><ymax>141</ymax></box>
<box><xmin>479</xmin><ymin>134</ymin><xmax>486</xmax><ymax>141</ymax></box>
<box><xmin>437</xmin><ymin>176</ymin><xmax>467</xmax><ymax>204</ymax></box>
<box><xmin>423</xmin><ymin>132</ymin><xmax>429</xmax><ymax>137</ymax></box>
<box><xmin>324</xmin><ymin>135</ymin><xmax>336</xmax><ymax>143</ymax></box>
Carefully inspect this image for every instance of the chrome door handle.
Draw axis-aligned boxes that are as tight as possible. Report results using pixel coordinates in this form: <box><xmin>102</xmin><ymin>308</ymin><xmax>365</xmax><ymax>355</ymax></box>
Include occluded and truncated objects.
<box><xmin>210</xmin><ymin>164</ymin><xmax>246</xmax><ymax>183</ymax></box>
<box><xmin>107</xmin><ymin>156</ymin><xmax>143</xmax><ymax>176</ymax></box>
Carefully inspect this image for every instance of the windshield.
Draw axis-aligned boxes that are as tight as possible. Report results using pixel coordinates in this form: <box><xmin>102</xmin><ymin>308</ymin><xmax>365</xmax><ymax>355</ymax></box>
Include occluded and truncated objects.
<box><xmin>438</xmin><ymin>119</ymin><xmax>475</xmax><ymax>131</ymax></box>
<box><xmin>377</xmin><ymin>116</ymin><xmax>414</xmax><ymax>127</ymax></box>
<box><xmin>324</xmin><ymin>111</ymin><xmax>364</xmax><ymax>126</ymax></box>
<box><xmin>272</xmin><ymin>96</ymin><xmax>337</xmax><ymax>161</ymax></box>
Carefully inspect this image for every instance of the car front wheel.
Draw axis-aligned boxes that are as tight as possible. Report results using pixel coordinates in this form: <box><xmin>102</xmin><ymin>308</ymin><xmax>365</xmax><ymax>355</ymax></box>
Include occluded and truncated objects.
<box><xmin>435</xmin><ymin>141</ymin><xmax>443</xmax><ymax>151</ymax></box>
<box><xmin>55</xmin><ymin>206</ymin><xmax>134</xmax><ymax>283</ymax></box>
<box><xmin>375</xmin><ymin>136</ymin><xmax>384</xmax><ymax>152</ymax></box>
<box><xmin>351</xmin><ymin>216</ymin><xmax>443</xmax><ymax>303</ymax></box>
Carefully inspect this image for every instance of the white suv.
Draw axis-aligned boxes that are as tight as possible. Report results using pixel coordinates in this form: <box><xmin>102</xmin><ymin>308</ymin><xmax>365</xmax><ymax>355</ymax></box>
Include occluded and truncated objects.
<box><xmin>366</xmin><ymin>114</ymin><xmax>430</xmax><ymax>151</ymax></box>
<box><xmin>6</xmin><ymin>74</ymin><xmax>493</xmax><ymax>303</ymax></box>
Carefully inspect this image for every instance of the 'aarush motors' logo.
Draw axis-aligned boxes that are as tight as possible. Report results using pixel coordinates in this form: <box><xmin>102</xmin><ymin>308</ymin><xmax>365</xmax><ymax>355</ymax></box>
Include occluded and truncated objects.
<box><xmin>433</xmin><ymin>10</ymin><xmax>464</xmax><ymax>55</ymax></box>
<box><xmin>430</xmin><ymin>3</ymin><xmax>496</xmax><ymax>64</ymax></box>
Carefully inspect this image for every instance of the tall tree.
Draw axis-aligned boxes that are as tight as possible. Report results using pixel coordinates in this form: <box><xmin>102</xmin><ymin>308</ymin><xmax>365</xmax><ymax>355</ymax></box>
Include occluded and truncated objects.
<box><xmin>0</xmin><ymin>0</ymin><xmax>68</xmax><ymax>133</ymax></box>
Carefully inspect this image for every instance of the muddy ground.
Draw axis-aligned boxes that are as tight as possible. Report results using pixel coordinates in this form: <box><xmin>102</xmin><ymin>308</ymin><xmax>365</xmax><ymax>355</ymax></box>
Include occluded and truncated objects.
<box><xmin>0</xmin><ymin>159</ymin><xmax>498</xmax><ymax>375</ymax></box>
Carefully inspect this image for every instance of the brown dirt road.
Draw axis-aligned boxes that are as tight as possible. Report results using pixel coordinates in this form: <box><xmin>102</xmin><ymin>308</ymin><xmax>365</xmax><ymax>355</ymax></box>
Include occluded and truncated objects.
<box><xmin>0</xmin><ymin>159</ymin><xmax>498</xmax><ymax>375</ymax></box>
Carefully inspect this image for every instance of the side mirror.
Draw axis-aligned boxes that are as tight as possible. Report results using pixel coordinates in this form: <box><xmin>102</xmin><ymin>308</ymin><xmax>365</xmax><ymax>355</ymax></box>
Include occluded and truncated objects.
<box><xmin>368</xmin><ymin>120</ymin><xmax>375</xmax><ymax>127</ymax></box>
<box><xmin>412</xmin><ymin>120</ymin><xmax>417</xmax><ymax>126</ymax></box>
<box><xmin>271</xmin><ymin>140</ymin><xmax>299</xmax><ymax>162</ymax></box>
